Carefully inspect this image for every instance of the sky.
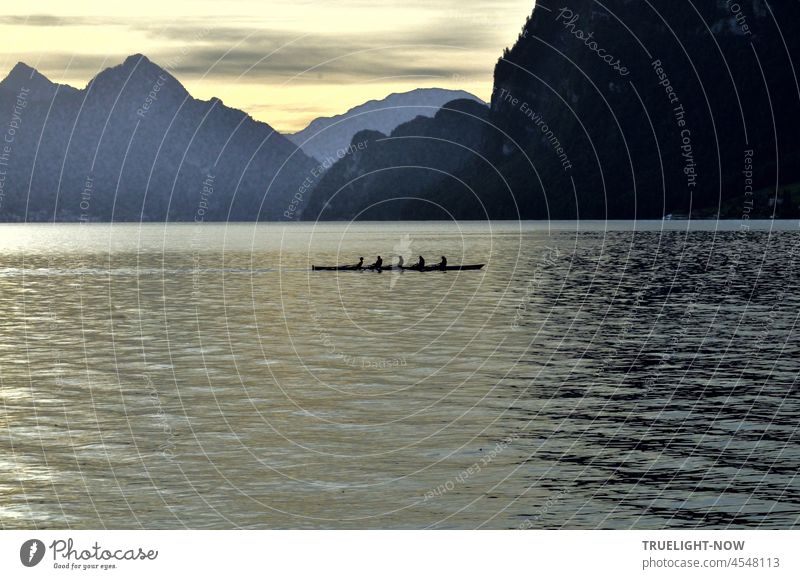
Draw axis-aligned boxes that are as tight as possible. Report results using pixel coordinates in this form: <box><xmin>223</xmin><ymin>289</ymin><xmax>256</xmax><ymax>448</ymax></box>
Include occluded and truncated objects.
<box><xmin>0</xmin><ymin>0</ymin><xmax>536</xmax><ymax>132</ymax></box>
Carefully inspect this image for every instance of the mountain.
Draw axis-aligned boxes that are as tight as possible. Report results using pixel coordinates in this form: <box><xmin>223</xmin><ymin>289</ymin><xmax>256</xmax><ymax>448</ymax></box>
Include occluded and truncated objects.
<box><xmin>0</xmin><ymin>54</ymin><xmax>315</xmax><ymax>222</ymax></box>
<box><xmin>482</xmin><ymin>0</ymin><xmax>800</xmax><ymax>219</ymax></box>
<box><xmin>304</xmin><ymin>0</ymin><xmax>800</xmax><ymax>220</ymax></box>
<box><xmin>300</xmin><ymin>99</ymin><xmax>499</xmax><ymax>220</ymax></box>
<box><xmin>288</xmin><ymin>88</ymin><xmax>484</xmax><ymax>162</ymax></box>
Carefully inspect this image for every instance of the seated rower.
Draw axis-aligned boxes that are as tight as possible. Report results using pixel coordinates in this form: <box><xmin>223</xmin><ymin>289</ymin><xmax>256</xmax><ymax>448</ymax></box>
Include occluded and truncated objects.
<box><xmin>370</xmin><ymin>255</ymin><xmax>383</xmax><ymax>270</ymax></box>
<box><xmin>355</xmin><ymin>257</ymin><xmax>364</xmax><ymax>269</ymax></box>
<box><xmin>438</xmin><ymin>256</ymin><xmax>447</xmax><ymax>270</ymax></box>
<box><xmin>412</xmin><ymin>255</ymin><xmax>425</xmax><ymax>270</ymax></box>
<box><xmin>397</xmin><ymin>255</ymin><xmax>404</xmax><ymax>268</ymax></box>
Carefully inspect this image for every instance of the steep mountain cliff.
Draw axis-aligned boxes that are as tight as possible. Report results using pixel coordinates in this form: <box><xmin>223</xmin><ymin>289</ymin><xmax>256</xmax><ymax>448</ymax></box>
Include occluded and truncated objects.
<box><xmin>486</xmin><ymin>0</ymin><xmax>800</xmax><ymax>219</ymax></box>
<box><xmin>0</xmin><ymin>55</ymin><xmax>315</xmax><ymax>221</ymax></box>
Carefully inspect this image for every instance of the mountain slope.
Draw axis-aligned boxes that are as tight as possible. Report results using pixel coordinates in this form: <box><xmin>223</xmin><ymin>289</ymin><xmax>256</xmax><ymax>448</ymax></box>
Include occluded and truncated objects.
<box><xmin>288</xmin><ymin>88</ymin><xmax>484</xmax><ymax>162</ymax></box>
<box><xmin>0</xmin><ymin>54</ymin><xmax>315</xmax><ymax>222</ymax></box>
<box><xmin>301</xmin><ymin>98</ymin><xmax>502</xmax><ymax>220</ymax></box>
<box><xmin>484</xmin><ymin>0</ymin><xmax>800</xmax><ymax>219</ymax></box>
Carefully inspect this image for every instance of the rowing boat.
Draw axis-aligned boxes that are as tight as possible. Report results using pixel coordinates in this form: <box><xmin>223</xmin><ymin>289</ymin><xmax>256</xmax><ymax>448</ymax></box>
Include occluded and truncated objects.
<box><xmin>311</xmin><ymin>264</ymin><xmax>484</xmax><ymax>272</ymax></box>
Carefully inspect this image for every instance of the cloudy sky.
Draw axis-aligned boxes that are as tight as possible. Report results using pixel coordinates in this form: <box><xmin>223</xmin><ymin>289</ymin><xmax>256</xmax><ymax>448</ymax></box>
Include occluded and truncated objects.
<box><xmin>0</xmin><ymin>0</ymin><xmax>536</xmax><ymax>132</ymax></box>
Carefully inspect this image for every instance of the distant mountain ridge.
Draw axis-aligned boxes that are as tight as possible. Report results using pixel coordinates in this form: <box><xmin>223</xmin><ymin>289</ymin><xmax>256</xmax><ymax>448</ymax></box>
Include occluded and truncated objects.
<box><xmin>288</xmin><ymin>88</ymin><xmax>484</xmax><ymax>162</ymax></box>
<box><xmin>0</xmin><ymin>54</ymin><xmax>315</xmax><ymax>221</ymax></box>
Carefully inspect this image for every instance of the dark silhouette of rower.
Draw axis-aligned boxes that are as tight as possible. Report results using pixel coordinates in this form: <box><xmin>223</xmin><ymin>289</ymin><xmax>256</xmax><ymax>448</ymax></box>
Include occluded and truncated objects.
<box><xmin>438</xmin><ymin>256</ymin><xmax>447</xmax><ymax>270</ymax></box>
<box><xmin>397</xmin><ymin>255</ymin><xmax>404</xmax><ymax>268</ymax></box>
<box><xmin>412</xmin><ymin>255</ymin><xmax>425</xmax><ymax>270</ymax></box>
<box><xmin>355</xmin><ymin>257</ymin><xmax>364</xmax><ymax>269</ymax></box>
<box><xmin>371</xmin><ymin>255</ymin><xmax>383</xmax><ymax>270</ymax></box>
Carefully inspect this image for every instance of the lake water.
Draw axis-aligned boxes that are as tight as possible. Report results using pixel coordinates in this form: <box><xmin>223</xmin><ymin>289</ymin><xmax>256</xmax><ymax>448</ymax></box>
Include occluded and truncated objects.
<box><xmin>1</xmin><ymin>220</ymin><xmax>798</xmax><ymax>529</ymax></box>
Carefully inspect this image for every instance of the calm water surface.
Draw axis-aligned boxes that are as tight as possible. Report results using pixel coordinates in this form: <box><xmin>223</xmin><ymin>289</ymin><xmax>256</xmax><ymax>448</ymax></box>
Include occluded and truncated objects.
<box><xmin>0</xmin><ymin>221</ymin><xmax>798</xmax><ymax>529</ymax></box>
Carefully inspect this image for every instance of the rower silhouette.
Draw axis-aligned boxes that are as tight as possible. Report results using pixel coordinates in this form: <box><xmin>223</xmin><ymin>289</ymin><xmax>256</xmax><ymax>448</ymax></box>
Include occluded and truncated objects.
<box><xmin>371</xmin><ymin>255</ymin><xmax>383</xmax><ymax>271</ymax></box>
<box><xmin>412</xmin><ymin>255</ymin><xmax>425</xmax><ymax>270</ymax></box>
<box><xmin>355</xmin><ymin>257</ymin><xmax>364</xmax><ymax>269</ymax></box>
<box><xmin>438</xmin><ymin>256</ymin><xmax>447</xmax><ymax>270</ymax></box>
<box><xmin>397</xmin><ymin>255</ymin><xmax>404</xmax><ymax>268</ymax></box>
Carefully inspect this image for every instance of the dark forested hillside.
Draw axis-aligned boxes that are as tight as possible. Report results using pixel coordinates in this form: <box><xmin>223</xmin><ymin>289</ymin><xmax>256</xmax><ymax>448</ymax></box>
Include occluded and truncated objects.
<box><xmin>487</xmin><ymin>0</ymin><xmax>800</xmax><ymax>219</ymax></box>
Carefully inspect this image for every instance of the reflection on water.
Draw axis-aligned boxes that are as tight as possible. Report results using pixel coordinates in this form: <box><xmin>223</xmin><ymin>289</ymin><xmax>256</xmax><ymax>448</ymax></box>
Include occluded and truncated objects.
<box><xmin>0</xmin><ymin>221</ymin><xmax>798</xmax><ymax>529</ymax></box>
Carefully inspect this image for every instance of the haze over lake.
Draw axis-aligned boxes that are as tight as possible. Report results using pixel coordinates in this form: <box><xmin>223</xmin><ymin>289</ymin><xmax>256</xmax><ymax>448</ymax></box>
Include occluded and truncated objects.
<box><xmin>1</xmin><ymin>221</ymin><xmax>798</xmax><ymax>529</ymax></box>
